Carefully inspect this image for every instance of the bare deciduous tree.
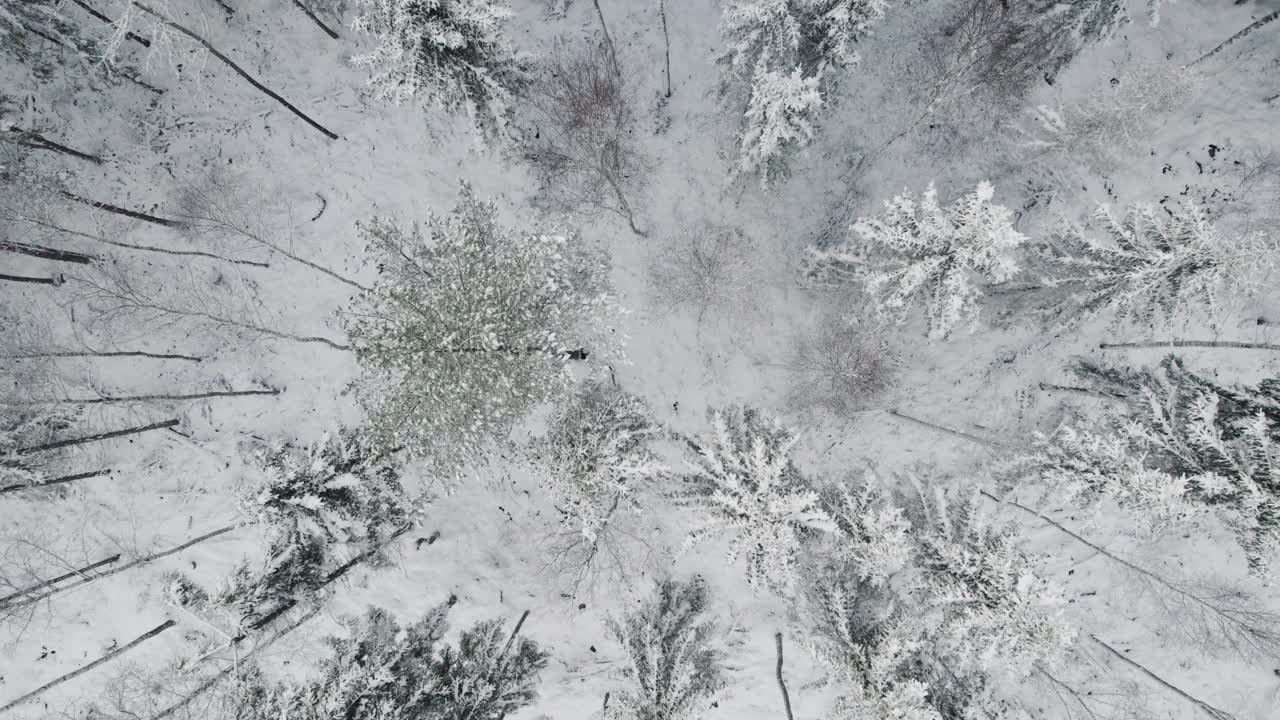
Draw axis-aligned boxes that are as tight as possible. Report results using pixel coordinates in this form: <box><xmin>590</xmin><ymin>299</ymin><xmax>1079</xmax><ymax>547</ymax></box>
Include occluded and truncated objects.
<box><xmin>523</xmin><ymin>40</ymin><xmax>649</xmax><ymax>236</ymax></box>
<box><xmin>787</xmin><ymin>313</ymin><xmax>894</xmax><ymax>417</ymax></box>
<box><xmin>648</xmin><ymin>221</ymin><xmax>758</xmax><ymax>322</ymax></box>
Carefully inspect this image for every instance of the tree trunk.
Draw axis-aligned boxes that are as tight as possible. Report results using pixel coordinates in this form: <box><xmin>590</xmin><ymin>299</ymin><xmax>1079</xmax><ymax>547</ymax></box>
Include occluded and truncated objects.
<box><xmin>0</xmin><ymin>388</ymin><xmax>279</xmax><ymax>406</ymax></box>
<box><xmin>292</xmin><ymin>0</ymin><xmax>339</xmax><ymax>39</ymax></box>
<box><xmin>1101</xmin><ymin>339</ymin><xmax>1280</xmax><ymax>351</ymax></box>
<box><xmin>206</xmin><ymin>0</ymin><xmax>234</xmax><ymax>16</ymax></box>
<box><xmin>2</xmin><ymin>350</ymin><xmax>202</xmax><ymax>362</ymax></box>
<box><xmin>68</xmin><ymin>0</ymin><xmax>150</xmax><ymax>47</ymax></box>
<box><xmin>0</xmin><ymin>272</ymin><xmax>62</xmax><ymax>285</ymax></box>
<box><xmin>16</xmin><ymin>419</ymin><xmax>180</xmax><ymax>454</ymax></box>
<box><xmin>130</xmin><ymin>1</ymin><xmax>339</xmax><ymax>140</ymax></box>
<box><xmin>1189</xmin><ymin>9</ymin><xmax>1279</xmax><ymax>66</ymax></box>
<box><xmin>439</xmin><ymin>346</ymin><xmax>589</xmax><ymax>360</ymax></box>
<box><xmin>591</xmin><ymin>0</ymin><xmax>622</xmax><ymax>79</ymax></box>
<box><xmin>0</xmin><ymin>553</ymin><xmax>121</xmax><ymax>605</ymax></box>
<box><xmin>7</xmin><ymin>129</ymin><xmax>104</xmax><ymax>164</ymax></box>
<box><xmin>61</xmin><ymin>191</ymin><xmax>183</xmax><ymax>227</ymax></box>
<box><xmin>0</xmin><ymin>240</ymin><xmax>95</xmax><ymax>264</ymax></box>
<box><xmin>1088</xmin><ymin>634</ymin><xmax>1237</xmax><ymax>720</ymax></box>
<box><xmin>775</xmin><ymin>632</ymin><xmax>795</xmax><ymax>720</ymax></box>
<box><xmin>6</xmin><ymin>525</ymin><xmax>236</xmax><ymax>610</ymax></box>
<box><xmin>0</xmin><ymin>469</ymin><xmax>111</xmax><ymax>495</ymax></box>
<box><xmin>658</xmin><ymin>0</ymin><xmax>672</xmax><ymax>97</ymax></box>
<box><xmin>15</xmin><ymin>216</ymin><xmax>267</xmax><ymax>268</ymax></box>
<box><xmin>0</xmin><ymin>620</ymin><xmax>176</xmax><ymax>713</ymax></box>
<box><xmin>887</xmin><ymin>409</ymin><xmax>1007</xmax><ymax>448</ymax></box>
<box><xmin>1038</xmin><ymin>382</ymin><xmax>1128</xmax><ymax>400</ymax></box>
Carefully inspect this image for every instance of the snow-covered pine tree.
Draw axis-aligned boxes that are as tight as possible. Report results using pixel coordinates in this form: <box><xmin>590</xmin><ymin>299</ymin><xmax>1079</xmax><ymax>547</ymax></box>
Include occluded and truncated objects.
<box><xmin>1001</xmin><ymin>422</ymin><xmax>1204</xmax><ymax>530</ymax></box>
<box><xmin>235</xmin><ymin>604</ymin><xmax>549</xmax><ymax>720</ymax></box>
<box><xmin>605</xmin><ymin>576</ymin><xmax>725</xmax><ymax>720</ymax></box>
<box><xmin>719</xmin><ymin>0</ymin><xmax>890</xmax><ymax>184</ymax></box>
<box><xmin>1067</xmin><ymin>356</ymin><xmax>1280</xmax><ymax>574</ymax></box>
<box><xmin>0</xmin><ymin>405</ymin><xmax>80</xmax><ymax>489</ymax></box>
<box><xmin>804</xmin><ymin>182</ymin><xmax>1024</xmax><ymax>339</ymax></box>
<box><xmin>1030</xmin><ymin>200</ymin><xmax>1261</xmax><ymax>328</ymax></box>
<box><xmin>533</xmin><ymin>380</ymin><xmax>665</xmax><ymax>549</ymax></box>
<box><xmin>346</xmin><ymin>182</ymin><xmax>619</xmax><ymax>472</ymax></box>
<box><xmin>819</xmin><ymin>475</ymin><xmax>913</xmax><ymax>586</ymax></box>
<box><xmin>350</xmin><ymin>0</ymin><xmax>529</xmax><ymax>142</ymax></box>
<box><xmin>206</xmin><ymin>430</ymin><xmax>410</xmax><ymax>620</ymax></box>
<box><xmin>906</xmin><ymin>483</ymin><xmax>1076</xmax><ymax>681</ymax></box>
<box><xmin>734</xmin><ymin>58</ymin><xmax>822</xmax><ymax>185</ymax></box>
<box><xmin>677</xmin><ymin>405</ymin><xmax>834</xmax><ymax>595</ymax></box>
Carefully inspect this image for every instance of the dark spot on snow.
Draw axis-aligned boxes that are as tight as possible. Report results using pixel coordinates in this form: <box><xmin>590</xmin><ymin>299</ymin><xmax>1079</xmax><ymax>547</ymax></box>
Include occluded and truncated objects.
<box><xmin>1195</xmin><ymin>161</ymin><xmax>1203</xmax><ymax>174</ymax></box>
<box><xmin>578</xmin><ymin>603</ymin><xmax>587</xmax><ymax>610</ymax></box>
<box><xmin>447</xmin><ymin>594</ymin><xmax>458</xmax><ymax>606</ymax></box>
<box><xmin>1161</xmin><ymin>163</ymin><xmax>1173</xmax><ymax>174</ymax></box>
<box><xmin>1208</xmin><ymin>144</ymin><xmax>1220</xmax><ymax>158</ymax></box>
<box><xmin>1109</xmin><ymin>77</ymin><xmax>1119</xmax><ymax>85</ymax></box>
<box><xmin>589</xmin><ymin>645</ymin><xmax>597</xmax><ymax>653</ymax></box>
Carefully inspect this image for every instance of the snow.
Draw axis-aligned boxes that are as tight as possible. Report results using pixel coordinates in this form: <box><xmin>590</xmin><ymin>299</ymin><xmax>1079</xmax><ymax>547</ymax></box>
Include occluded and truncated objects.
<box><xmin>3</xmin><ymin>0</ymin><xmax>1280</xmax><ymax>718</ymax></box>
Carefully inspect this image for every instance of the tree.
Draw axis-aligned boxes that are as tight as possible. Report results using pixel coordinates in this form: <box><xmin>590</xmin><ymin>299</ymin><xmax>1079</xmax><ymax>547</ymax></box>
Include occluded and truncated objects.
<box><xmin>804</xmin><ymin>182</ymin><xmax>1024</xmax><ymax>339</ymax></box>
<box><xmin>1066</xmin><ymin>356</ymin><xmax>1280</xmax><ymax>575</ymax></box>
<box><xmin>1029</xmin><ymin>200</ymin><xmax>1264</xmax><ymax>328</ymax></box>
<box><xmin>718</xmin><ymin>0</ymin><xmax>890</xmax><ymax>183</ymax></box>
<box><xmin>350</xmin><ymin>0</ymin><xmax>529</xmax><ymax>142</ymax></box>
<box><xmin>235</xmin><ymin>605</ymin><xmax>549</xmax><ymax>720</ymax></box>
<box><xmin>532</xmin><ymin>380</ymin><xmax>665</xmax><ymax>553</ymax></box>
<box><xmin>345</xmin><ymin>182</ymin><xmax>619</xmax><ymax>471</ymax></box>
<box><xmin>523</xmin><ymin>40</ymin><xmax>649</xmax><ymax>236</ymax></box>
<box><xmin>677</xmin><ymin>405</ymin><xmax>834</xmax><ymax>595</ymax></box>
<box><xmin>820</xmin><ymin>476</ymin><xmax>912</xmax><ymax>585</ymax></box>
<box><xmin>605</xmin><ymin>577</ymin><xmax>726</xmax><ymax>720</ymax></box>
<box><xmin>193</xmin><ymin>431</ymin><xmax>411</xmax><ymax>621</ymax></box>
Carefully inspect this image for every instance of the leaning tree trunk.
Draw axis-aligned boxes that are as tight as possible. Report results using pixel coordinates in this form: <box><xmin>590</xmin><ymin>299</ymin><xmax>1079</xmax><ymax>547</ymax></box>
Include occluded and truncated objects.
<box><xmin>591</xmin><ymin>0</ymin><xmax>622</xmax><ymax>79</ymax></box>
<box><xmin>129</xmin><ymin>1</ymin><xmax>339</xmax><ymax>140</ymax></box>
<box><xmin>658</xmin><ymin>0</ymin><xmax>672</xmax><ymax>97</ymax></box>
<box><xmin>0</xmin><ymin>620</ymin><xmax>176</xmax><ymax>713</ymax></box>
<box><xmin>1</xmin><ymin>349</ymin><xmax>202</xmax><ymax>362</ymax></box>
<box><xmin>0</xmin><ymin>272</ymin><xmax>62</xmax><ymax>285</ymax></box>
<box><xmin>6</xmin><ymin>129</ymin><xmax>103</xmax><ymax>164</ymax></box>
<box><xmin>69</xmin><ymin>0</ymin><xmax>150</xmax><ymax>47</ymax></box>
<box><xmin>0</xmin><ymin>469</ymin><xmax>111</xmax><ymax>495</ymax></box>
<box><xmin>16</xmin><ymin>418</ymin><xmax>180</xmax><ymax>454</ymax></box>
<box><xmin>1189</xmin><ymin>9</ymin><xmax>1279</xmax><ymax>66</ymax></box>
<box><xmin>61</xmin><ymin>191</ymin><xmax>183</xmax><ymax>227</ymax></box>
<box><xmin>1101</xmin><ymin>339</ymin><xmax>1280</xmax><ymax>351</ymax></box>
<box><xmin>0</xmin><ymin>239</ymin><xmax>95</xmax><ymax>264</ymax></box>
<box><xmin>0</xmin><ymin>553</ymin><xmax>121</xmax><ymax>605</ymax></box>
<box><xmin>0</xmin><ymin>388</ymin><xmax>280</xmax><ymax>406</ymax></box>
<box><xmin>292</xmin><ymin>0</ymin><xmax>339</xmax><ymax>39</ymax></box>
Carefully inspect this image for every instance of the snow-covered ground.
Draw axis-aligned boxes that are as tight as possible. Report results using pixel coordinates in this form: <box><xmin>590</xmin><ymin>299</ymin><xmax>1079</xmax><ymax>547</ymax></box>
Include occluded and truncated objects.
<box><xmin>3</xmin><ymin>0</ymin><xmax>1280</xmax><ymax>718</ymax></box>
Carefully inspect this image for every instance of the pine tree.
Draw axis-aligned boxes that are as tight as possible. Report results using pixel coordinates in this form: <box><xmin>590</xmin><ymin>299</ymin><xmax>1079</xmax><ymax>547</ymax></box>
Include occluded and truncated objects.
<box><xmin>1030</xmin><ymin>200</ymin><xmax>1261</xmax><ymax>328</ymax></box>
<box><xmin>805</xmin><ymin>182</ymin><xmax>1024</xmax><ymax>339</ymax></box>
<box><xmin>734</xmin><ymin>58</ymin><xmax>823</xmax><ymax>186</ymax></box>
<box><xmin>345</xmin><ymin>182</ymin><xmax>619</xmax><ymax>472</ymax></box>
<box><xmin>719</xmin><ymin>0</ymin><xmax>890</xmax><ymax>184</ymax></box>
<box><xmin>532</xmin><ymin>380</ymin><xmax>665</xmax><ymax>546</ymax></box>
<box><xmin>819</xmin><ymin>475</ymin><xmax>912</xmax><ymax>586</ymax></box>
<box><xmin>1066</xmin><ymin>356</ymin><xmax>1280</xmax><ymax>574</ymax></box>
<box><xmin>605</xmin><ymin>577</ymin><xmax>725</xmax><ymax>720</ymax></box>
<box><xmin>907</xmin><ymin>485</ymin><xmax>1076</xmax><ymax>681</ymax></box>
<box><xmin>234</xmin><ymin>605</ymin><xmax>549</xmax><ymax>720</ymax></box>
<box><xmin>350</xmin><ymin>0</ymin><xmax>530</xmax><ymax>141</ymax></box>
<box><xmin>677</xmin><ymin>406</ymin><xmax>834</xmax><ymax>595</ymax></box>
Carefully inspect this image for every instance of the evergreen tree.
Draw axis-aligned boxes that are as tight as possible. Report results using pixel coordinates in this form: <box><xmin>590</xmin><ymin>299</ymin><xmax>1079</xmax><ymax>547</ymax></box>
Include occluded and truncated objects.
<box><xmin>350</xmin><ymin>0</ymin><xmax>530</xmax><ymax>141</ymax></box>
<box><xmin>345</xmin><ymin>182</ymin><xmax>619</xmax><ymax>472</ymax></box>
<box><xmin>605</xmin><ymin>577</ymin><xmax>725</xmax><ymax>720</ymax></box>
<box><xmin>1062</xmin><ymin>356</ymin><xmax>1280</xmax><ymax>574</ymax></box>
<box><xmin>196</xmin><ymin>431</ymin><xmax>410</xmax><ymax>621</ymax></box>
<box><xmin>677</xmin><ymin>405</ymin><xmax>834</xmax><ymax>595</ymax></box>
<box><xmin>991</xmin><ymin>0</ymin><xmax>1128</xmax><ymax>89</ymax></box>
<box><xmin>804</xmin><ymin>182</ymin><xmax>1025</xmax><ymax>339</ymax></box>
<box><xmin>532</xmin><ymin>380</ymin><xmax>666</xmax><ymax>547</ymax></box>
<box><xmin>1030</xmin><ymin>200</ymin><xmax>1260</xmax><ymax>328</ymax></box>
<box><xmin>235</xmin><ymin>605</ymin><xmax>549</xmax><ymax>720</ymax></box>
<box><xmin>819</xmin><ymin>475</ymin><xmax>913</xmax><ymax>586</ymax></box>
<box><xmin>719</xmin><ymin>0</ymin><xmax>890</xmax><ymax>184</ymax></box>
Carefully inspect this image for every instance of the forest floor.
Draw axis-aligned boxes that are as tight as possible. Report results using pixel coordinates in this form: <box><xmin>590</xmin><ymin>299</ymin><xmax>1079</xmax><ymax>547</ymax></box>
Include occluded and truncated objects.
<box><xmin>2</xmin><ymin>0</ymin><xmax>1280</xmax><ymax>718</ymax></box>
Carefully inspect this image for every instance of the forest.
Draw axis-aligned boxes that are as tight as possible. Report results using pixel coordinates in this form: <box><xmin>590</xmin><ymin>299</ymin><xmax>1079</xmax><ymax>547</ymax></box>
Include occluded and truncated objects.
<box><xmin>1</xmin><ymin>0</ymin><xmax>1279</xmax><ymax>718</ymax></box>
